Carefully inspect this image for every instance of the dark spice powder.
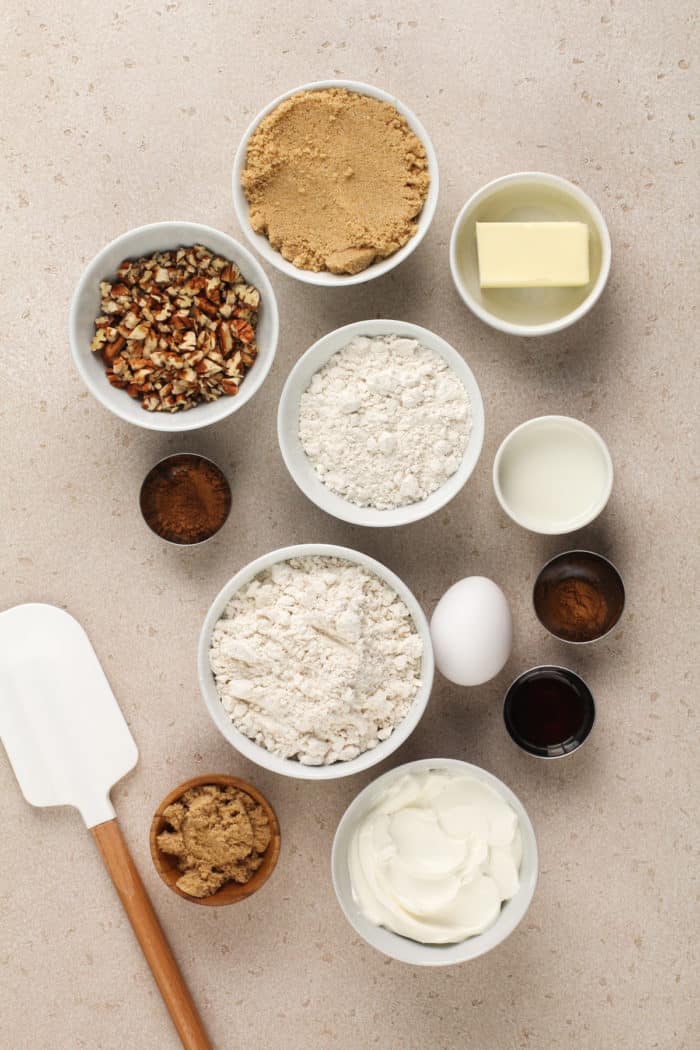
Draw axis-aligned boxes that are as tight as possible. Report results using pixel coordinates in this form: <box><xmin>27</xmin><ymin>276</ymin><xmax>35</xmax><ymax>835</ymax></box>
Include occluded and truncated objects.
<box><xmin>140</xmin><ymin>454</ymin><xmax>231</xmax><ymax>544</ymax></box>
<box><xmin>545</xmin><ymin>577</ymin><xmax>609</xmax><ymax>636</ymax></box>
<box><xmin>533</xmin><ymin>551</ymin><xmax>625</xmax><ymax>643</ymax></box>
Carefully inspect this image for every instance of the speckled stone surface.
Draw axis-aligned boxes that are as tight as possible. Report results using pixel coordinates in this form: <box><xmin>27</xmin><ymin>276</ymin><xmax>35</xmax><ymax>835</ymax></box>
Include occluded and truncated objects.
<box><xmin>1</xmin><ymin>3</ymin><xmax>697</xmax><ymax>1048</ymax></box>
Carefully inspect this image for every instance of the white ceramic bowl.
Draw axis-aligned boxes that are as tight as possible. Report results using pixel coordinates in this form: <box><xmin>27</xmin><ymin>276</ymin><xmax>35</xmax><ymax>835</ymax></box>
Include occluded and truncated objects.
<box><xmin>450</xmin><ymin>172</ymin><xmax>611</xmax><ymax>337</ymax></box>
<box><xmin>277</xmin><ymin>320</ymin><xmax>485</xmax><ymax>527</ymax></box>
<box><xmin>493</xmin><ymin>415</ymin><xmax>614</xmax><ymax>534</ymax></box>
<box><xmin>232</xmin><ymin>80</ymin><xmax>439</xmax><ymax>287</ymax></box>
<box><xmin>197</xmin><ymin>544</ymin><xmax>435</xmax><ymax>780</ymax></box>
<box><xmin>69</xmin><ymin>221</ymin><xmax>279</xmax><ymax>432</ymax></box>
<box><xmin>332</xmin><ymin>758</ymin><xmax>538</xmax><ymax>965</ymax></box>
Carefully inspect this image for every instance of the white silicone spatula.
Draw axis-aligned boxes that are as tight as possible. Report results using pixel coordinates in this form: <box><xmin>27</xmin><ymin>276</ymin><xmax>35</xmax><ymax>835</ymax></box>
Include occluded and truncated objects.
<box><xmin>0</xmin><ymin>603</ymin><xmax>211</xmax><ymax>1050</ymax></box>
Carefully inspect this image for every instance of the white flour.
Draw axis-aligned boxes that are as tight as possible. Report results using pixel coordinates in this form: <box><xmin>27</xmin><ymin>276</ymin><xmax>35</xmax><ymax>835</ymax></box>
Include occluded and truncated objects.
<box><xmin>298</xmin><ymin>335</ymin><xmax>471</xmax><ymax>510</ymax></box>
<box><xmin>209</xmin><ymin>556</ymin><xmax>423</xmax><ymax>765</ymax></box>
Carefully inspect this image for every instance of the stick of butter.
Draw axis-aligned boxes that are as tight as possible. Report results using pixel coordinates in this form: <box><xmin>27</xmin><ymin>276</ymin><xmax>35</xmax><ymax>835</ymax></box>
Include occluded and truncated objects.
<box><xmin>475</xmin><ymin>221</ymin><xmax>590</xmax><ymax>288</ymax></box>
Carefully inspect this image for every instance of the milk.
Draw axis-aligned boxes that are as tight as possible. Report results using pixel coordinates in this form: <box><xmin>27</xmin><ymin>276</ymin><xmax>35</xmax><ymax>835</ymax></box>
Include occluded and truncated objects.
<box><xmin>497</xmin><ymin>418</ymin><xmax>611</xmax><ymax>533</ymax></box>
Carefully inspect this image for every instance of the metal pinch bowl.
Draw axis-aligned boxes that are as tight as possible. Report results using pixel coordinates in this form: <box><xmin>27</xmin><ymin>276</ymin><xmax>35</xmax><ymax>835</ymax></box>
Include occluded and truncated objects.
<box><xmin>139</xmin><ymin>452</ymin><xmax>232</xmax><ymax>547</ymax></box>
<box><xmin>503</xmin><ymin>665</ymin><xmax>596</xmax><ymax>759</ymax></box>
<box><xmin>533</xmin><ymin>549</ymin><xmax>626</xmax><ymax>644</ymax></box>
<box><xmin>150</xmin><ymin>774</ymin><xmax>281</xmax><ymax>906</ymax></box>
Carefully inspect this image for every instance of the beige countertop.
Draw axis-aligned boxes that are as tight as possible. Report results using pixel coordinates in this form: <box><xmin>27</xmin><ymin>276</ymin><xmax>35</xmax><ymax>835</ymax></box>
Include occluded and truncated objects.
<box><xmin>1</xmin><ymin>2</ymin><xmax>697</xmax><ymax>1048</ymax></box>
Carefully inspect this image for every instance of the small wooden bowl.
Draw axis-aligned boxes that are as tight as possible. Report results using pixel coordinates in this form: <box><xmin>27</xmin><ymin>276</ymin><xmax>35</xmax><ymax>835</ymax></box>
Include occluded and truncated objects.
<box><xmin>150</xmin><ymin>774</ymin><xmax>281</xmax><ymax>906</ymax></box>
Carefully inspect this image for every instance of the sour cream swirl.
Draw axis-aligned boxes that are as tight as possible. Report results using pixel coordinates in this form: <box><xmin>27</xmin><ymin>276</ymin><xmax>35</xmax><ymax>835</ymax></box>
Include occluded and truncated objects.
<box><xmin>348</xmin><ymin>771</ymin><xmax>522</xmax><ymax>944</ymax></box>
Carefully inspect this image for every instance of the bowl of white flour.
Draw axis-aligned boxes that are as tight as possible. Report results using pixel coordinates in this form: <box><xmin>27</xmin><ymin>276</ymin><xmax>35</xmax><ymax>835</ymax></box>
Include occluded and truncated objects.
<box><xmin>198</xmin><ymin>544</ymin><xmax>435</xmax><ymax>780</ymax></box>
<box><xmin>277</xmin><ymin>320</ymin><xmax>485</xmax><ymax>527</ymax></box>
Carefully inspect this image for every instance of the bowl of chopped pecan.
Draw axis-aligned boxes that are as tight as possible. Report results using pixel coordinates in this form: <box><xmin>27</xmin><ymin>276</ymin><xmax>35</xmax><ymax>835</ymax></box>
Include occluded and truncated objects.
<box><xmin>69</xmin><ymin>221</ymin><xmax>279</xmax><ymax>430</ymax></box>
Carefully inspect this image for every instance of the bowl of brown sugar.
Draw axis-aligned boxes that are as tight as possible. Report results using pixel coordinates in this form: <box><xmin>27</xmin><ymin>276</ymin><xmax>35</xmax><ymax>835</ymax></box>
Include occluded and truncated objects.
<box><xmin>232</xmin><ymin>80</ymin><xmax>439</xmax><ymax>286</ymax></box>
<box><xmin>139</xmin><ymin>453</ymin><xmax>231</xmax><ymax>545</ymax></box>
<box><xmin>533</xmin><ymin>550</ymin><xmax>625</xmax><ymax>644</ymax></box>
<box><xmin>150</xmin><ymin>774</ymin><xmax>281</xmax><ymax>905</ymax></box>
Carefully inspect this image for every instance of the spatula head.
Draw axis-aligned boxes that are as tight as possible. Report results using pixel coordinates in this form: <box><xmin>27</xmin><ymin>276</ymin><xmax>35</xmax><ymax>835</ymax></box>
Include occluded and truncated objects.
<box><xmin>0</xmin><ymin>604</ymin><xmax>138</xmax><ymax>828</ymax></box>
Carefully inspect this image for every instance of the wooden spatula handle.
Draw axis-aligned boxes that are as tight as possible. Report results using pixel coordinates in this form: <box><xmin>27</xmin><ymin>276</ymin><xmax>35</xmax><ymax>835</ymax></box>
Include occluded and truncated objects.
<box><xmin>92</xmin><ymin>818</ymin><xmax>211</xmax><ymax>1050</ymax></box>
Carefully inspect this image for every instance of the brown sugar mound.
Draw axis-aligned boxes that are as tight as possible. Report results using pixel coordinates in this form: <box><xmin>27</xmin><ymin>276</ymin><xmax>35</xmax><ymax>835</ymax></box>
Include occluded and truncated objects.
<box><xmin>241</xmin><ymin>88</ymin><xmax>430</xmax><ymax>275</ymax></box>
<box><xmin>156</xmin><ymin>784</ymin><xmax>272</xmax><ymax>898</ymax></box>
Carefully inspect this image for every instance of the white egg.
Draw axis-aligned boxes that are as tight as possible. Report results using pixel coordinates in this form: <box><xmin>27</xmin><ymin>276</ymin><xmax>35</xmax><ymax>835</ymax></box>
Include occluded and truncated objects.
<box><xmin>430</xmin><ymin>577</ymin><xmax>512</xmax><ymax>686</ymax></box>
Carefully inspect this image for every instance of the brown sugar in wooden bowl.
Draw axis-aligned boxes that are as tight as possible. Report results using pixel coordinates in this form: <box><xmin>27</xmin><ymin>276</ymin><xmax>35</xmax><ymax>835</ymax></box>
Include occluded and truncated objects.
<box><xmin>150</xmin><ymin>774</ymin><xmax>281</xmax><ymax>906</ymax></box>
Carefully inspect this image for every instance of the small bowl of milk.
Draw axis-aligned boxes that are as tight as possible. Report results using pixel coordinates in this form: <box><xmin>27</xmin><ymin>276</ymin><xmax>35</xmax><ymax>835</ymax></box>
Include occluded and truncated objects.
<box><xmin>493</xmin><ymin>415</ymin><xmax>613</xmax><ymax>535</ymax></box>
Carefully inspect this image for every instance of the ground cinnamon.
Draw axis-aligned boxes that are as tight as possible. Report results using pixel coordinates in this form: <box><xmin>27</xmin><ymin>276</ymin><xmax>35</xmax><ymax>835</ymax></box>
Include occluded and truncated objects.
<box><xmin>553</xmin><ymin>578</ymin><xmax>609</xmax><ymax>631</ymax></box>
<box><xmin>140</xmin><ymin>453</ymin><xmax>231</xmax><ymax>544</ymax></box>
<box><xmin>534</xmin><ymin>551</ymin><xmax>625</xmax><ymax>643</ymax></box>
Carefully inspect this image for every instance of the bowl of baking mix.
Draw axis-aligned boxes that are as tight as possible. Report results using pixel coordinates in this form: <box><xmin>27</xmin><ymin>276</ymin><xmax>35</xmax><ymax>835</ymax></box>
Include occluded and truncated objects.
<box><xmin>232</xmin><ymin>80</ymin><xmax>439</xmax><ymax>286</ymax></box>
<box><xmin>332</xmin><ymin>758</ymin><xmax>538</xmax><ymax>965</ymax></box>
<box><xmin>277</xmin><ymin>319</ymin><xmax>485</xmax><ymax>527</ymax></box>
<box><xmin>197</xmin><ymin>544</ymin><xmax>435</xmax><ymax>780</ymax></box>
<box><xmin>69</xmin><ymin>221</ymin><xmax>279</xmax><ymax>431</ymax></box>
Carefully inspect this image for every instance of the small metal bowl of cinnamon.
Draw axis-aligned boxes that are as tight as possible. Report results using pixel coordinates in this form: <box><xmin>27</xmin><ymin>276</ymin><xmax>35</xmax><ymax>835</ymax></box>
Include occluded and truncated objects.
<box><xmin>533</xmin><ymin>550</ymin><xmax>625</xmax><ymax>644</ymax></box>
<box><xmin>150</xmin><ymin>774</ymin><xmax>281</xmax><ymax>906</ymax></box>
<box><xmin>139</xmin><ymin>452</ymin><xmax>231</xmax><ymax>545</ymax></box>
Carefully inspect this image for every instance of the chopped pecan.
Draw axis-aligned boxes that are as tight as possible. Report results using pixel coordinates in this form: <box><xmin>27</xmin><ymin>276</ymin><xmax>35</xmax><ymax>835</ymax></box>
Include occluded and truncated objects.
<box><xmin>231</xmin><ymin>319</ymin><xmax>255</xmax><ymax>344</ymax></box>
<box><xmin>90</xmin><ymin>244</ymin><xmax>261</xmax><ymax>412</ymax></box>
<box><xmin>103</xmin><ymin>336</ymin><xmax>126</xmax><ymax>365</ymax></box>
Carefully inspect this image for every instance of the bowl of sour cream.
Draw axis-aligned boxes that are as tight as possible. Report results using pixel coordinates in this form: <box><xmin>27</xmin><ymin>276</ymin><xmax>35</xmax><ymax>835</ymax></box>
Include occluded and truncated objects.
<box><xmin>331</xmin><ymin>758</ymin><xmax>538</xmax><ymax>965</ymax></box>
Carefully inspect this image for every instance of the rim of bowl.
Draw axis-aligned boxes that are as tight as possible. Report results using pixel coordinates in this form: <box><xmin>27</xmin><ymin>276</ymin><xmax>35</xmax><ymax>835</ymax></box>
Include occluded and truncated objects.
<box><xmin>331</xmin><ymin>757</ymin><xmax>539</xmax><ymax>965</ymax></box>
<box><xmin>68</xmin><ymin>220</ymin><xmax>280</xmax><ymax>432</ymax></box>
<box><xmin>197</xmin><ymin>543</ymin><xmax>435</xmax><ymax>780</ymax></box>
<box><xmin>503</xmin><ymin>664</ymin><xmax>596</xmax><ymax>760</ymax></box>
<box><xmin>231</xmin><ymin>80</ymin><xmax>439</xmax><ymax>287</ymax></box>
<box><xmin>138</xmin><ymin>452</ymin><xmax>232</xmax><ymax>548</ymax></box>
<box><xmin>449</xmin><ymin>171</ymin><xmax>612</xmax><ymax>337</ymax></box>
<box><xmin>532</xmin><ymin>548</ymin><xmax>626</xmax><ymax>645</ymax></box>
<box><xmin>277</xmin><ymin>319</ymin><xmax>485</xmax><ymax>527</ymax></box>
<box><xmin>492</xmin><ymin>415</ymin><xmax>614</xmax><ymax>535</ymax></box>
<box><xmin>149</xmin><ymin>772</ymin><xmax>281</xmax><ymax>906</ymax></box>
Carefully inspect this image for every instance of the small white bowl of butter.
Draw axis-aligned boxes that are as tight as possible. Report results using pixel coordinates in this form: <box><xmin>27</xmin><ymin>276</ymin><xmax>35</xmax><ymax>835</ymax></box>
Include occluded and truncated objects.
<box><xmin>331</xmin><ymin>758</ymin><xmax>538</xmax><ymax>965</ymax></box>
<box><xmin>450</xmin><ymin>172</ymin><xmax>611</xmax><ymax>337</ymax></box>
